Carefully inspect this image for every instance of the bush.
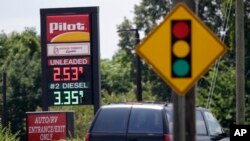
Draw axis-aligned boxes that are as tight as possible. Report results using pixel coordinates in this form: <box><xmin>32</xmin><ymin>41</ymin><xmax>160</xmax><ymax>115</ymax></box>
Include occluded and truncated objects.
<box><xmin>0</xmin><ymin>124</ymin><xmax>20</xmax><ymax>141</ymax></box>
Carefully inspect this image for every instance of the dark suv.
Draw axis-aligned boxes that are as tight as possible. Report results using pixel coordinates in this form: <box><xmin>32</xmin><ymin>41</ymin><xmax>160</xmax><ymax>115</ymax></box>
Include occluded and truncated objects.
<box><xmin>85</xmin><ymin>103</ymin><xmax>228</xmax><ymax>141</ymax></box>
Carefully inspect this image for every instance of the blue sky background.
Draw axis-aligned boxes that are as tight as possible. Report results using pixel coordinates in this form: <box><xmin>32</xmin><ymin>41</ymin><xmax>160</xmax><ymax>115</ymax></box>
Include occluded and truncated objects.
<box><xmin>0</xmin><ymin>0</ymin><xmax>142</xmax><ymax>59</ymax></box>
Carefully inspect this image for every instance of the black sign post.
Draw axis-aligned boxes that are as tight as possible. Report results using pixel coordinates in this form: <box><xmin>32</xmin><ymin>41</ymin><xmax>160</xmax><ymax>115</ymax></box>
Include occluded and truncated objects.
<box><xmin>40</xmin><ymin>7</ymin><xmax>100</xmax><ymax>113</ymax></box>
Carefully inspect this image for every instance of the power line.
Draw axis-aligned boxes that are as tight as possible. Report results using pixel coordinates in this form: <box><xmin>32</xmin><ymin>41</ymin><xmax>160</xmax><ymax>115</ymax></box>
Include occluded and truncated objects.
<box><xmin>206</xmin><ymin>0</ymin><xmax>233</xmax><ymax>109</ymax></box>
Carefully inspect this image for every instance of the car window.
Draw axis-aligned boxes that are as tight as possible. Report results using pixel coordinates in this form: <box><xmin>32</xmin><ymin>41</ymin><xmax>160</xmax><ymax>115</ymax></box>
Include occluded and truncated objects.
<box><xmin>92</xmin><ymin>107</ymin><xmax>130</xmax><ymax>133</ymax></box>
<box><xmin>128</xmin><ymin>108</ymin><xmax>163</xmax><ymax>133</ymax></box>
<box><xmin>196</xmin><ymin>110</ymin><xmax>207</xmax><ymax>135</ymax></box>
<box><xmin>204</xmin><ymin>111</ymin><xmax>223</xmax><ymax>135</ymax></box>
<box><xmin>166</xmin><ymin>109</ymin><xmax>207</xmax><ymax>135</ymax></box>
<box><xmin>165</xmin><ymin>109</ymin><xmax>173</xmax><ymax>133</ymax></box>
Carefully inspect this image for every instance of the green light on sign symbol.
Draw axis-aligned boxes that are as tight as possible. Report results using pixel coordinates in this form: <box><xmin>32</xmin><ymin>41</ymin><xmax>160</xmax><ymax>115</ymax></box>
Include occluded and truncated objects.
<box><xmin>173</xmin><ymin>59</ymin><xmax>190</xmax><ymax>77</ymax></box>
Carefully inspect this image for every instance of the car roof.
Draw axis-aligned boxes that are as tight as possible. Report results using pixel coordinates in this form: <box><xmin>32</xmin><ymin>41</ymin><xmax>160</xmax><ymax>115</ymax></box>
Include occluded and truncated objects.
<box><xmin>101</xmin><ymin>102</ymin><xmax>211</xmax><ymax>112</ymax></box>
<box><xmin>102</xmin><ymin>103</ymin><xmax>165</xmax><ymax>110</ymax></box>
<box><xmin>164</xmin><ymin>103</ymin><xmax>210</xmax><ymax>112</ymax></box>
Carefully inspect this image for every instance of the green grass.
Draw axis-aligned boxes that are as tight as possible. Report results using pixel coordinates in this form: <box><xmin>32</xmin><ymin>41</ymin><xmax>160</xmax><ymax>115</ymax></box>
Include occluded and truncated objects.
<box><xmin>0</xmin><ymin>124</ymin><xmax>20</xmax><ymax>141</ymax></box>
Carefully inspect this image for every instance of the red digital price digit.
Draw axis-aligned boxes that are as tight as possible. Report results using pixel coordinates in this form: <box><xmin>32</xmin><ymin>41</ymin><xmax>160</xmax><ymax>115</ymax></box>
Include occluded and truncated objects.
<box><xmin>72</xmin><ymin>67</ymin><xmax>84</xmax><ymax>81</ymax></box>
<box><xmin>53</xmin><ymin>67</ymin><xmax>60</xmax><ymax>81</ymax></box>
<box><xmin>63</xmin><ymin>67</ymin><xmax>70</xmax><ymax>81</ymax></box>
<box><xmin>71</xmin><ymin>67</ymin><xmax>78</xmax><ymax>81</ymax></box>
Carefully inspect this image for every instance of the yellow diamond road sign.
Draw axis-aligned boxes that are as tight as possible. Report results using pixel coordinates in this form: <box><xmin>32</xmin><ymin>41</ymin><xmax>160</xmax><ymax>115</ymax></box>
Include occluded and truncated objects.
<box><xmin>136</xmin><ymin>3</ymin><xmax>227</xmax><ymax>96</ymax></box>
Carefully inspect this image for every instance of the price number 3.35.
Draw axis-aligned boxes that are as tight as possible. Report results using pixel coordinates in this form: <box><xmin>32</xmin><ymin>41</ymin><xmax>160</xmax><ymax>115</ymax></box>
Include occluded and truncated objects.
<box><xmin>53</xmin><ymin>90</ymin><xmax>84</xmax><ymax>105</ymax></box>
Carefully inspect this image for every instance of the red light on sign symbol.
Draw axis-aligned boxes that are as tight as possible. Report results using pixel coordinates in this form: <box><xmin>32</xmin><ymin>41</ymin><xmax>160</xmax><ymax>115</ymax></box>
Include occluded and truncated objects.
<box><xmin>172</xmin><ymin>21</ymin><xmax>190</xmax><ymax>39</ymax></box>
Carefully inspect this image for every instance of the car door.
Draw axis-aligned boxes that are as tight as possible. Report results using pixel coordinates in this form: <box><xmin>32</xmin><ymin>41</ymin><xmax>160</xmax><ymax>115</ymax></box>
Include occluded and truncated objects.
<box><xmin>126</xmin><ymin>107</ymin><xmax>165</xmax><ymax>141</ymax></box>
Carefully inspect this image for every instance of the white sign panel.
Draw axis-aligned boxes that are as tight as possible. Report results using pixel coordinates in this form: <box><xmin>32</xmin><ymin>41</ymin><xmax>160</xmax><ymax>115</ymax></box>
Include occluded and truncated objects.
<box><xmin>47</xmin><ymin>43</ymin><xmax>90</xmax><ymax>56</ymax></box>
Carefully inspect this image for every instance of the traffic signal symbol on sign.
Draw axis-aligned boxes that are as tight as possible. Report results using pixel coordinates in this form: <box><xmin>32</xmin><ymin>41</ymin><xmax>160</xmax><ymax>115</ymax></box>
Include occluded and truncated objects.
<box><xmin>171</xmin><ymin>20</ymin><xmax>191</xmax><ymax>78</ymax></box>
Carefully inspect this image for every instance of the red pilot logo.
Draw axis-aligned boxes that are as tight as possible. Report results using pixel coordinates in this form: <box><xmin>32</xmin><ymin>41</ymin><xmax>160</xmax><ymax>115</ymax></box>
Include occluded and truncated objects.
<box><xmin>46</xmin><ymin>14</ymin><xmax>90</xmax><ymax>43</ymax></box>
<box><xmin>49</xmin><ymin>22</ymin><xmax>85</xmax><ymax>34</ymax></box>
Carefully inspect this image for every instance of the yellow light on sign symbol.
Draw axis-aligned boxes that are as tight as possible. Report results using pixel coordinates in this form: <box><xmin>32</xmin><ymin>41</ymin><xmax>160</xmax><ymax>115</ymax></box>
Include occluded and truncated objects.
<box><xmin>173</xmin><ymin>41</ymin><xmax>190</xmax><ymax>58</ymax></box>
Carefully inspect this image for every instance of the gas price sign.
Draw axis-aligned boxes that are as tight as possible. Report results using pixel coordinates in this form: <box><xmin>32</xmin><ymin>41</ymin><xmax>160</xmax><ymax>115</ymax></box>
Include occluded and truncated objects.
<box><xmin>47</xmin><ymin>57</ymin><xmax>91</xmax><ymax>106</ymax></box>
<box><xmin>41</xmin><ymin>7</ymin><xmax>100</xmax><ymax>106</ymax></box>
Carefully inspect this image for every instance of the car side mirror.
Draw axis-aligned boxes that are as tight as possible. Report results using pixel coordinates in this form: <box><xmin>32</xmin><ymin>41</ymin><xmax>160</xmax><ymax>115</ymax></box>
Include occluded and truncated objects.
<box><xmin>210</xmin><ymin>133</ymin><xmax>228</xmax><ymax>141</ymax></box>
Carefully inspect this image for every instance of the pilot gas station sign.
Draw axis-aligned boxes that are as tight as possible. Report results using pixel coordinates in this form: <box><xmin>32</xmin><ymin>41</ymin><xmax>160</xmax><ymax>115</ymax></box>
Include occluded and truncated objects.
<box><xmin>41</xmin><ymin>7</ymin><xmax>100</xmax><ymax>107</ymax></box>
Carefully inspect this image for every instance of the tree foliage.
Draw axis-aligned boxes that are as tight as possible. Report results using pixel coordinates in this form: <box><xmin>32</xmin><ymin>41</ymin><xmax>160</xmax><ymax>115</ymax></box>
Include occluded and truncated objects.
<box><xmin>134</xmin><ymin>0</ymin><xmax>171</xmax><ymax>34</ymax></box>
<box><xmin>197</xmin><ymin>61</ymin><xmax>235</xmax><ymax>128</ymax></box>
<box><xmin>198</xmin><ymin>0</ymin><xmax>250</xmax><ymax>127</ymax></box>
<box><xmin>0</xmin><ymin>28</ymin><xmax>41</xmax><ymax>133</ymax></box>
<box><xmin>116</xmin><ymin>0</ymin><xmax>173</xmax><ymax>102</ymax></box>
<box><xmin>101</xmin><ymin>54</ymin><xmax>134</xmax><ymax>95</ymax></box>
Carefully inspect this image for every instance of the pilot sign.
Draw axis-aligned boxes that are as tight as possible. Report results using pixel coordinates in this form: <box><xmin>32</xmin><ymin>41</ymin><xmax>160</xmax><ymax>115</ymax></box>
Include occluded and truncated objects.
<box><xmin>40</xmin><ymin>7</ymin><xmax>100</xmax><ymax>106</ymax></box>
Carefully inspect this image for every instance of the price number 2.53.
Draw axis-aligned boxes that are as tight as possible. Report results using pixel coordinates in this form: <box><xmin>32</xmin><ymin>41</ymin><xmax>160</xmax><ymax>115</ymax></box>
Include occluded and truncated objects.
<box><xmin>53</xmin><ymin>66</ymin><xmax>84</xmax><ymax>81</ymax></box>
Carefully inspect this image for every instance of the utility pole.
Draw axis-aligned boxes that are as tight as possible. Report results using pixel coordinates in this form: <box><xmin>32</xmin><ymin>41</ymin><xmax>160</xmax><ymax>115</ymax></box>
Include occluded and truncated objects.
<box><xmin>184</xmin><ymin>1</ymin><xmax>196</xmax><ymax>141</ymax></box>
<box><xmin>171</xmin><ymin>2</ymin><xmax>187</xmax><ymax>133</ymax></box>
<box><xmin>236</xmin><ymin>0</ymin><xmax>245</xmax><ymax>124</ymax></box>
<box><xmin>135</xmin><ymin>30</ymin><xmax>142</xmax><ymax>102</ymax></box>
<box><xmin>117</xmin><ymin>29</ymin><xmax>142</xmax><ymax>102</ymax></box>
<box><xmin>172</xmin><ymin>0</ymin><xmax>196</xmax><ymax>141</ymax></box>
<box><xmin>1</xmin><ymin>72</ymin><xmax>7</xmax><ymax>128</ymax></box>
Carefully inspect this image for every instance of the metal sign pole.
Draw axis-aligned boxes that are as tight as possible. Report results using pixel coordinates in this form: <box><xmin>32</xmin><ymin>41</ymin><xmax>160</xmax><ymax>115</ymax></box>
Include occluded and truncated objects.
<box><xmin>173</xmin><ymin>92</ymin><xmax>186</xmax><ymax>141</ymax></box>
<box><xmin>170</xmin><ymin>3</ymin><xmax>185</xmax><ymax>140</ymax></box>
<box><xmin>183</xmin><ymin>0</ymin><xmax>196</xmax><ymax>140</ymax></box>
<box><xmin>185</xmin><ymin>86</ymin><xmax>196</xmax><ymax>141</ymax></box>
<box><xmin>172</xmin><ymin>1</ymin><xmax>196</xmax><ymax>141</ymax></box>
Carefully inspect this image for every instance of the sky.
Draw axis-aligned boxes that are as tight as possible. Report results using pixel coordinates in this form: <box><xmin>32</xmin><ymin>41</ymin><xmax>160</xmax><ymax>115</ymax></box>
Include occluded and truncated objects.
<box><xmin>0</xmin><ymin>0</ymin><xmax>142</xmax><ymax>59</ymax></box>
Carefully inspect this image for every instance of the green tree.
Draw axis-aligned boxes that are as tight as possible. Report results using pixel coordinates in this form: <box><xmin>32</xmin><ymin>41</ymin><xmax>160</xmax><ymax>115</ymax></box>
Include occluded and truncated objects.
<box><xmin>198</xmin><ymin>0</ymin><xmax>250</xmax><ymax>127</ymax></box>
<box><xmin>197</xmin><ymin>0</ymin><xmax>236</xmax><ymax>128</ymax></box>
<box><xmin>244</xmin><ymin>0</ymin><xmax>250</xmax><ymax>110</ymax></box>
<box><xmin>197</xmin><ymin>61</ymin><xmax>235</xmax><ymax>128</ymax></box>
<box><xmin>116</xmin><ymin>0</ymin><xmax>172</xmax><ymax>102</ymax></box>
<box><xmin>0</xmin><ymin>28</ymin><xmax>41</xmax><ymax>133</ymax></box>
<box><xmin>101</xmin><ymin>55</ymin><xmax>134</xmax><ymax>95</ymax></box>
